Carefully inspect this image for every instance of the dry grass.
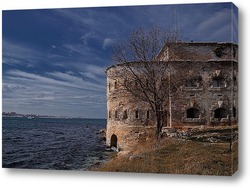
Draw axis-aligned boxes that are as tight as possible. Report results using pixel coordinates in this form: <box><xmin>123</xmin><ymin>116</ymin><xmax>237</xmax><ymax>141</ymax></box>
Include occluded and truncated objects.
<box><xmin>94</xmin><ymin>138</ymin><xmax>238</xmax><ymax>176</ymax></box>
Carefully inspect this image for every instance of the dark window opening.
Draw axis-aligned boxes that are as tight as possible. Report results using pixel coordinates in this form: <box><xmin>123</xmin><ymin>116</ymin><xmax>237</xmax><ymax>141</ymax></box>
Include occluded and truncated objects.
<box><xmin>214</xmin><ymin>46</ymin><xmax>225</xmax><ymax>58</ymax></box>
<box><xmin>123</xmin><ymin>110</ymin><xmax>128</xmax><ymax>119</ymax></box>
<box><xmin>135</xmin><ymin>110</ymin><xmax>139</xmax><ymax>119</ymax></box>
<box><xmin>146</xmin><ymin>110</ymin><xmax>150</xmax><ymax>119</ymax></box>
<box><xmin>115</xmin><ymin>110</ymin><xmax>118</xmax><ymax>119</ymax></box>
<box><xmin>114</xmin><ymin>81</ymin><xmax>117</xmax><ymax>89</ymax></box>
<box><xmin>108</xmin><ymin>111</ymin><xmax>111</xmax><ymax>119</ymax></box>
<box><xmin>110</xmin><ymin>134</ymin><xmax>117</xmax><ymax>148</ymax></box>
<box><xmin>233</xmin><ymin>107</ymin><xmax>236</xmax><ymax>118</ymax></box>
<box><xmin>214</xmin><ymin>108</ymin><xmax>227</xmax><ymax>118</ymax></box>
<box><xmin>187</xmin><ymin>108</ymin><xmax>199</xmax><ymax>118</ymax></box>
<box><xmin>233</xmin><ymin>76</ymin><xmax>237</xmax><ymax>86</ymax></box>
<box><xmin>186</xmin><ymin>80</ymin><xmax>197</xmax><ymax>87</ymax></box>
<box><xmin>212</xmin><ymin>77</ymin><xmax>223</xmax><ymax>87</ymax></box>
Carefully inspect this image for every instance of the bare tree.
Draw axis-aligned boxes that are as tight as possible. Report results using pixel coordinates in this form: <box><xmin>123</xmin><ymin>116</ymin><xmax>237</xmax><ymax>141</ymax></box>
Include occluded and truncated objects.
<box><xmin>111</xmin><ymin>26</ymin><xmax>181</xmax><ymax>139</ymax></box>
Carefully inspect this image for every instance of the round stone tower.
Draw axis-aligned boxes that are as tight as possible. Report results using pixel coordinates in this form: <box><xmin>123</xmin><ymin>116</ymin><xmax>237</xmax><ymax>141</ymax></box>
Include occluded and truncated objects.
<box><xmin>106</xmin><ymin>64</ymin><xmax>155</xmax><ymax>151</ymax></box>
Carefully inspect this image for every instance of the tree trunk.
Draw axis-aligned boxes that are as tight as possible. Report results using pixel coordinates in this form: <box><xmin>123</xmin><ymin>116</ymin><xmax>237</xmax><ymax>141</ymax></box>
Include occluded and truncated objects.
<box><xmin>155</xmin><ymin>111</ymin><xmax>165</xmax><ymax>140</ymax></box>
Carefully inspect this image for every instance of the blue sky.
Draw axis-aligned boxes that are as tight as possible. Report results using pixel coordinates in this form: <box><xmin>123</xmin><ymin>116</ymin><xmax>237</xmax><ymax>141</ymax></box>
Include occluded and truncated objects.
<box><xmin>2</xmin><ymin>2</ymin><xmax>238</xmax><ymax>118</ymax></box>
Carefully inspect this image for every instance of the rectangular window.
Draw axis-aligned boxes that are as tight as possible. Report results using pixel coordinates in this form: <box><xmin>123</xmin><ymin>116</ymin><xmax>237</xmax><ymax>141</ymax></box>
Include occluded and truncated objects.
<box><xmin>186</xmin><ymin>80</ymin><xmax>197</xmax><ymax>87</ymax></box>
<box><xmin>146</xmin><ymin>110</ymin><xmax>150</xmax><ymax>119</ymax></box>
<box><xmin>212</xmin><ymin>78</ymin><xmax>222</xmax><ymax>87</ymax></box>
<box><xmin>135</xmin><ymin>110</ymin><xmax>139</xmax><ymax>119</ymax></box>
<box><xmin>108</xmin><ymin>111</ymin><xmax>111</xmax><ymax>119</ymax></box>
<box><xmin>123</xmin><ymin>110</ymin><xmax>128</xmax><ymax>119</ymax></box>
<box><xmin>114</xmin><ymin>81</ymin><xmax>117</xmax><ymax>89</ymax></box>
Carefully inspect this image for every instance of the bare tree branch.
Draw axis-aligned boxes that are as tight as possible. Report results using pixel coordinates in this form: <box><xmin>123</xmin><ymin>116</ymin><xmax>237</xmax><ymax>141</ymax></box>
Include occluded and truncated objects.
<box><xmin>110</xmin><ymin>26</ymin><xmax>184</xmax><ymax>139</ymax></box>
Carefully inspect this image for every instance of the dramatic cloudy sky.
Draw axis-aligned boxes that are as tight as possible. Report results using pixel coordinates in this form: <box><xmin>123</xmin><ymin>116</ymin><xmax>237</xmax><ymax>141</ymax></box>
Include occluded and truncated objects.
<box><xmin>2</xmin><ymin>2</ymin><xmax>238</xmax><ymax>118</ymax></box>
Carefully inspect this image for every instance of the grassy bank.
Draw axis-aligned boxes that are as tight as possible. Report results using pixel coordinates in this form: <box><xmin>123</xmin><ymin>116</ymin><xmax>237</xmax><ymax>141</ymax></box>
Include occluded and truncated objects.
<box><xmin>94</xmin><ymin>138</ymin><xmax>238</xmax><ymax>176</ymax></box>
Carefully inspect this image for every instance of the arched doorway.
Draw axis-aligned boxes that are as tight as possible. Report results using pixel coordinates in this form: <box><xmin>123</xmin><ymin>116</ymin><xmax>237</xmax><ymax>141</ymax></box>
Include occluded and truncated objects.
<box><xmin>214</xmin><ymin>108</ymin><xmax>227</xmax><ymax>118</ymax></box>
<box><xmin>186</xmin><ymin>108</ymin><xmax>199</xmax><ymax>118</ymax></box>
<box><xmin>110</xmin><ymin>134</ymin><xmax>118</xmax><ymax>148</ymax></box>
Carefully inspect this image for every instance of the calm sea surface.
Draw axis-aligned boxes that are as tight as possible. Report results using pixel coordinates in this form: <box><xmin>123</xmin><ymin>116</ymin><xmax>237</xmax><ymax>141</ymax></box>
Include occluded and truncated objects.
<box><xmin>2</xmin><ymin>117</ymin><xmax>109</xmax><ymax>170</ymax></box>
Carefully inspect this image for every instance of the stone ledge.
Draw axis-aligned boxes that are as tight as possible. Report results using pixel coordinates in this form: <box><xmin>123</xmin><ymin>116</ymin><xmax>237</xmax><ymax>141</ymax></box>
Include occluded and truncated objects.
<box><xmin>181</xmin><ymin>118</ymin><xmax>205</xmax><ymax>123</ymax></box>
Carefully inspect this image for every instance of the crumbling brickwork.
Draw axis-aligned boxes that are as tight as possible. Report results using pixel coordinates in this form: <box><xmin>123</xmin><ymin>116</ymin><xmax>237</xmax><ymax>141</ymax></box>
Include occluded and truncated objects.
<box><xmin>106</xmin><ymin>42</ymin><xmax>238</xmax><ymax>151</ymax></box>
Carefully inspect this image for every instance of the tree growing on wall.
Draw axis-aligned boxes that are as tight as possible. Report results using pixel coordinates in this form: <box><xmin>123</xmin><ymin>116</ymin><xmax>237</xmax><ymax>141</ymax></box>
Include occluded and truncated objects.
<box><xmin>111</xmin><ymin>26</ymin><xmax>182</xmax><ymax>139</ymax></box>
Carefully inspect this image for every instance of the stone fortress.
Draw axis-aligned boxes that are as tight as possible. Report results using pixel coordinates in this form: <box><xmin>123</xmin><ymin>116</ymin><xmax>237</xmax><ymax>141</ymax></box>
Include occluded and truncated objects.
<box><xmin>106</xmin><ymin>42</ymin><xmax>238</xmax><ymax>151</ymax></box>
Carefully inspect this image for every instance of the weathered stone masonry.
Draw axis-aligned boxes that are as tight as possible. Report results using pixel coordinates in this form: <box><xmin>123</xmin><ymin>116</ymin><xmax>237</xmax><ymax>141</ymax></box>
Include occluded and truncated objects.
<box><xmin>106</xmin><ymin>42</ymin><xmax>238</xmax><ymax>151</ymax></box>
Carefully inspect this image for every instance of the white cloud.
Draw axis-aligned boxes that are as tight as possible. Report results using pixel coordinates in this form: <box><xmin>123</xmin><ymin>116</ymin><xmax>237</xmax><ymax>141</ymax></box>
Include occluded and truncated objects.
<box><xmin>102</xmin><ymin>38</ymin><xmax>115</xmax><ymax>49</ymax></box>
<box><xmin>209</xmin><ymin>25</ymin><xmax>231</xmax><ymax>41</ymax></box>
<box><xmin>2</xmin><ymin>40</ymin><xmax>44</xmax><ymax>66</ymax></box>
<box><xmin>197</xmin><ymin>8</ymin><xmax>230</xmax><ymax>34</ymax></box>
<box><xmin>3</xmin><ymin>70</ymin><xmax>106</xmax><ymax>117</ymax></box>
<box><xmin>80</xmin><ymin>31</ymin><xmax>96</xmax><ymax>45</ymax></box>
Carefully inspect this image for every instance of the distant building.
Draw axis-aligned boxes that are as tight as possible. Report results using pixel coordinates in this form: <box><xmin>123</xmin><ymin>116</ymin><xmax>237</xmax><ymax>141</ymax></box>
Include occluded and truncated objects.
<box><xmin>106</xmin><ymin>42</ymin><xmax>238</xmax><ymax>151</ymax></box>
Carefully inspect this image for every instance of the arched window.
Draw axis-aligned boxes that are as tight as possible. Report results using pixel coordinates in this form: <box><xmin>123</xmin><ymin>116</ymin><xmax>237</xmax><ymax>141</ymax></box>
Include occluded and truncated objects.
<box><xmin>110</xmin><ymin>134</ymin><xmax>118</xmax><ymax>148</ymax></box>
<box><xmin>187</xmin><ymin>108</ymin><xmax>199</xmax><ymax>118</ymax></box>
<box><xmin>214</xmin><ymin>108</ymin><xmax>227</xmax><ymax>118</ymax></box>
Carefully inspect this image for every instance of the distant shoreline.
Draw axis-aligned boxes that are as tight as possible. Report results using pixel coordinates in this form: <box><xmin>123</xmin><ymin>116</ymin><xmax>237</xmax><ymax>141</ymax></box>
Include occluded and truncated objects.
<box><xmin>2</xmin><ymin>112</ymin><xmax>107</xmax><ymax>120</ymax></box>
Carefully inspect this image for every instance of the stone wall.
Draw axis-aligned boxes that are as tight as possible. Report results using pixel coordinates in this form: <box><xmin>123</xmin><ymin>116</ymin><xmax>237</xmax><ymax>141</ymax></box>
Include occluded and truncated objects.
<box><xmin>169</xmin><ymin>60</ymin><xmax>238</xmax><ymax>127</ymax></box>
<box><xmin>158</xmin><ymin>42</ymin><xmax>238</xmax><ymax>61</ymax></box>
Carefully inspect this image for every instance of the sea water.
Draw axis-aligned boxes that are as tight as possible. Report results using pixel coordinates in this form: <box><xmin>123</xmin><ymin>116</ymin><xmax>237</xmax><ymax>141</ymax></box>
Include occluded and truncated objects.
<box><xmin>2</xmin><ymin>117</ymin><xmax>109</xmax><ymax>170</ymax></box>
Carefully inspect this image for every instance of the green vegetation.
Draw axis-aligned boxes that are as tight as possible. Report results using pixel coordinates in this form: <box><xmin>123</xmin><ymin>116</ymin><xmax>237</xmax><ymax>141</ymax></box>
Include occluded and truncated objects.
<box><xmin>94</xmin><ymin>138</ymin><xmax>238</xmax><ymax>176</ymax></box>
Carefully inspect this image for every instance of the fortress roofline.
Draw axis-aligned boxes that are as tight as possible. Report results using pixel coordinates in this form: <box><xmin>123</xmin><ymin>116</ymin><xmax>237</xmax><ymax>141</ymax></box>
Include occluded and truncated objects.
<box><xmin>106</xmin><ymin>41</ymin><xmax>238</xmax><ymax>72</ymax></box>
<box><xmin>157</xmin><ymin>41</ymin><xmax>238</xmax><ymax>61</ymax></box>
<box><xmin>158</xmin><ymin>41</ymin><xmax>238</xmax><ymax>55</ymax></box>
<box><xmin>162</xmin><ymin>41</ymin><xmax>238</xmax><ymax>46</ymax></box>
<box><xmin>106</xmin><ymin>59</ymin><xmax>238</xmax><ymax>72</ymax></box>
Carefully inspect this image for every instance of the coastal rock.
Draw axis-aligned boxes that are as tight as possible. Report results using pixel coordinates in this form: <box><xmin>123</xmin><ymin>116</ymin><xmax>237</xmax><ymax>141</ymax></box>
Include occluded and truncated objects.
<box><xmin>99</xmin><ymin>136</ymin><xmax>106</xmax><ymax>142</ymax></box>
<box><xmin>98</xmin><ymin>129</ymin><xmax>106</xmax><ymax>135</ymax></box>
<box><xmin>111</xmin><ymin>146</ymin><xmax>119</xmax><ymax>152</ymax></box>
<box><xmin>128</xmin><ymin>154</ymin><xmax>144</xmax><ymax>160</ymax></box>
<box><xmin>162</xmin><ymin>126</ymin><xmax>238</xmax><ymax>143</ymax></box>
<box><xmin>97</xmin><ymin>129</ymin><xmax>107</xmax><ymax>143</ymax></box>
